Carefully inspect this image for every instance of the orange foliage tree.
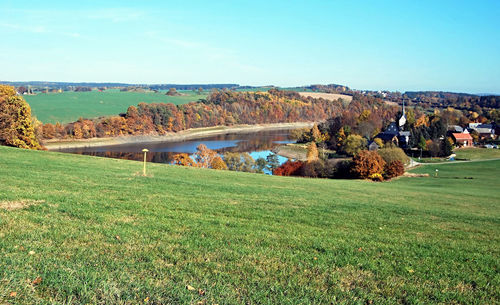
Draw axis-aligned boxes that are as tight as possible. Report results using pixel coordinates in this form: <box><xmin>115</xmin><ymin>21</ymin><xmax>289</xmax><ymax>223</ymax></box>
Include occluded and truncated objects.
<box><xmin>350</xmin><ymin>150</ymin><xmax>386</xmax><ymax>180</ymax></box>
<box><xmin>273</xmin><ymin>160</ymin><xmax>304</xmax><ymax>176</ymax></box>
<box><xmin>384</xmin><ymin>160</ymin><xmax>405</xmax><ymax>179</ymax></box>
<box><xmin>172</xmin><ymin>153</ymin><xmax>196</xmax><ymax>167</ymax></box>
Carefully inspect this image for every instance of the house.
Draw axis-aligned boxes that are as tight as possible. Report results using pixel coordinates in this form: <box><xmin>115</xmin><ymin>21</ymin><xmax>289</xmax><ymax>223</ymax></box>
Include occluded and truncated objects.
<box><xmin>468</xmin><ymin>123</ymin><xmax>495</xmax><ymax>139</ymax></box>
<box><xmin>452</xmin><ymin>133</ymin><xmax>473</xmax><ymax>147</ymax></box>
<box><xmin>368</xmin><ymin>141</ymin><xmax>379</xmax><ymax>151</ymax></box>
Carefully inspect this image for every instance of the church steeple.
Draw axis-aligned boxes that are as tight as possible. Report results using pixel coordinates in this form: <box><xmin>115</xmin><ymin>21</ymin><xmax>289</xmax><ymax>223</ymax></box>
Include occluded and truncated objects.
<box><xmin>398</xmin><ymin>101</ymin><xmax>406</xmax><ymax>128</ymax></box>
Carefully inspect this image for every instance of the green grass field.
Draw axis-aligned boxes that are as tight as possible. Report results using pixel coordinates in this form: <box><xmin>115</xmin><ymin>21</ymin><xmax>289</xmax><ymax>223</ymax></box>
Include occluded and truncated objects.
<box><xmin>455</xmin><ymin>148</ymin><xmax>500</xmax><ymax>160</ymax></box>
<box><xmin>25</xmin><ymin>90</ymin><xmax>207</xmax><ymax>124</ymax></box>
<box><xmin>0</xmin><ymin>146</ymin><xmax>499</xmax><ymax>304</ymax></box>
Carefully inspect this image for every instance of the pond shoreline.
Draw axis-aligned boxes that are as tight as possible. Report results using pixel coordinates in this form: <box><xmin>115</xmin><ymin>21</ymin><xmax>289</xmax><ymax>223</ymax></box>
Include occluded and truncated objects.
<box><xmin>44</xmin><ymin>122</ymin><xmax>315</xmax><ymax>150</ymax></box>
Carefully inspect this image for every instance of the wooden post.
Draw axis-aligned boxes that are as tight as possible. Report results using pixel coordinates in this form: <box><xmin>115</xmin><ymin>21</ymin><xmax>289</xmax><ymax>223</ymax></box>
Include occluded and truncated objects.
<box><xmin>142</xmin><ymin>149</ymin><xmax>149</xmax><ymax>176</ymax></box>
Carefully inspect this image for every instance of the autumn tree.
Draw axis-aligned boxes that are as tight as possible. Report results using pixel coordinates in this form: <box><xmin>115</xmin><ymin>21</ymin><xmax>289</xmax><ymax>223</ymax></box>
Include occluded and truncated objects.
<box><xmin>350</xmin><ymin>150</ymin><xmax>386</xmax><ymax>180</ymax></box>
<box><xmin>210</xmin><ymin>155</ymin><xmax>228</xmax><ymax>170</ymax></box>
<box><xmin>311</xmin><ymin>124</ymin><xmax>322</xmax><ymax>142</ymax></box>
<box><xmin>172</xmin><ymin>153</ymin><xmax>196</xmax><ymax>167</ymax></box>
<box><xmin>273</xmin><ymin>160</ymin><xmax>304</xmax><ymax>176</ymax></box>
<box><xmin>194</xmin><ymin>144</ymin><xmax>218</xmax><ymax>168</ymax></box>
<box><xmin>0</xmin><ymin>85</ymin><xmax>42</xmax><ymax>149</ymax></box>
<box><xmin>342</xmin><ymin>134</ymin><xmax>367</xmax><ymax>156</ymax></box>
<box><xmin>384</xmin><ymin>160</ymin><xmax>405</xmax><ymax>179</ymax></box>
<box><xmin>306</xmin><ymin>142</ymin><xmax>319</xmax><ymax>161</ymax></box>
<box><xmin>166</xmin><ymin>88</ymin><xmax>180</xmax><ymax>96</ymax></box>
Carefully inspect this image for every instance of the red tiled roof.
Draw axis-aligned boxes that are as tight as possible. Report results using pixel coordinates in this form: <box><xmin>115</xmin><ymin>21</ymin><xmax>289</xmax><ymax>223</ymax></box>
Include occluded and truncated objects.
<box><xmin>452</xmin><ymin>133</ymin><xmax>473</xmax><ymax>140</ymax></box>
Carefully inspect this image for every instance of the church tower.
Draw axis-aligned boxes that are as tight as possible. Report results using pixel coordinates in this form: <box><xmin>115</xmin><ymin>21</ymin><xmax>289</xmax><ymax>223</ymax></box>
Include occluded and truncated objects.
<box><xmin>398</xmin><ymin>101</ymin><xmax>406</xmax><ymax>129</ymax></box>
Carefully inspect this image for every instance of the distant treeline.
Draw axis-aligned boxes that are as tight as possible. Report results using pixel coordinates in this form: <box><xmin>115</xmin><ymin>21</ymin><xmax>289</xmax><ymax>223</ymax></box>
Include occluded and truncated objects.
<box><xmin>0</xmin><ymin>81</ymin><xmax>240</xmax><ymax>91</ymax></box>
<box><xmin>396</xmin><ymin>93</ymin><xmax>500</xmax><ymax>113</ymax></box>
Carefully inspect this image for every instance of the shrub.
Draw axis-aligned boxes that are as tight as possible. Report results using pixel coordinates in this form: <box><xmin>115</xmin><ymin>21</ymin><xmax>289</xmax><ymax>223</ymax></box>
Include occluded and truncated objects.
<box><xmin>377</xmin><ymin>147</ymin><xmax>410</xmax><ymax>165</ymax></box>
<box><xmin>384</xmin><ymin>160</ymin><xmax>405</xmax><ymax>179</ymax></box>
<box><xmin>369</xmin><ymin>173</ymin><xmax>384</xmax><ymax>182</ymax></box>
<box><xmin>301</xmin><ymin>159</ymin><xmax>334</xmax><ymax>178</ymax></box>
<box><xmin>330</xmin><ymin>159</ymin><xmax>353</xmax><ymax>179</ymax></box>
<box><xmin>273</xmin><ymin>160</ymin><xmax>304</xmax><ymax>176</ymax></box>
<box><xmin>350</xmin><ymin>150</ymin><xmax>386</xmax><ymax>179</ymax></box>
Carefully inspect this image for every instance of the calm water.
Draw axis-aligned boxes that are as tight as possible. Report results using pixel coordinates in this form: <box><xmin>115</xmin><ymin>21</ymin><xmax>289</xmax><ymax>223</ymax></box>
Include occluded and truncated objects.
<box><xmin>58</xmin><ymin>129</ymin><xmax>294</xmax><ymax>169</ymax></box>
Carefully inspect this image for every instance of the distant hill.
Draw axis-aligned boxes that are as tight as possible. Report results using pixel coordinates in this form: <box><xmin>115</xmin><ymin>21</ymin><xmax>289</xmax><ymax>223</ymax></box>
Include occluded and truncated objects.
<box><xmin>0</xmin><ymin>81</ymin><xmax>239</xmax><ymax>91</ymax></box>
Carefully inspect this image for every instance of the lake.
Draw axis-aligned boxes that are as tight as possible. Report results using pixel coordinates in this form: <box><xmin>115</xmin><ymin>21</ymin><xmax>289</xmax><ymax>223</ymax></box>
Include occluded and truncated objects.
<box><xmin>57</xmin><ymin>129</ymin><xmax>295</xmax><ymax>171</ymax></box>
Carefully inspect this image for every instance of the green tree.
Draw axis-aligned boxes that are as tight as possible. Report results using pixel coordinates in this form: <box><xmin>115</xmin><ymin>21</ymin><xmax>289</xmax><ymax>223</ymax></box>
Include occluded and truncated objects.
<box><xmin>418</xmin><ymin>135</ymin><xmax>427</xmax><ymax>150</ymax></box>
<box><xmin>254</xmin><ymin>157</ymin><xmax>267</xmax><ymax>174</ymax></box>
<box><xmin>266</xmin><ymin>153</ymin><xmax>280</xmax><ymax>172</ymax></box>
<box><xmin>440</xmin><ymin>138</ymin><xmax>453</xmax><ymax>157</ymax></box>
<box><xmin>342</xmin><ymin>134</ymin><xmax>367</xmax><ymax>156</ymax></box>
<box><xmin>223</xmin><ymin>152</ymin><xmax>255</xmax><ymax>172</ymax></box>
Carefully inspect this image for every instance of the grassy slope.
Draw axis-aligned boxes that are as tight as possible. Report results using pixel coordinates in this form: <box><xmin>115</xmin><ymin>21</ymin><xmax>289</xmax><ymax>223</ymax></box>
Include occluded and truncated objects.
<box><xmin>0</xmin><ymin>146</ymin><xmax>498</xmax><ymax>304</ymax></box>
<box><xmin>455</xmin><ymin>148</ymin><xmax>500</xmax><ymax>160</ymax></box>
<box><xmin>25</xmin><ymin>90</ymin><xmax>207</xmax><ymax>124</ymax></box>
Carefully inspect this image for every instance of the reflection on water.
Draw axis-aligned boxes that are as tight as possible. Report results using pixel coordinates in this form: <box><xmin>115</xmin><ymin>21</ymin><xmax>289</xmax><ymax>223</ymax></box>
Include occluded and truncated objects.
<box><xmin>58</xmin><ymin>129</ymin><xmax>295</xmax><ymax>166</ymax></box>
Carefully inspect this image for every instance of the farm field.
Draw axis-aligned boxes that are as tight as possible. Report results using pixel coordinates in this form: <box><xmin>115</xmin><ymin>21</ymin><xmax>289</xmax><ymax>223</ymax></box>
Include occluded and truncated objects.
<box><xmin>298</xmin><ymin>91</ymin><xmax>353</xmax><ymax>103</ymax></box>
<box><xmin>0</xmin><ymin>146</ymin><xmax>498</xmax><ymax>304</ymax></box>
<box><xmin>25</xmin><ymin>89</ymin><xmax>207</xmax><ymax>124</ymax></box>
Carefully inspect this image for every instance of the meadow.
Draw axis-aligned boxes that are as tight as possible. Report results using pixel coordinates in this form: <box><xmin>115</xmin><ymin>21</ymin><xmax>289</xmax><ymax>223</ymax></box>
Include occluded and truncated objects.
<box><xmin>25</xmin><ymin>89</ymin><xmax>207</xmax><ymax>124</ymax></box>
<box><xmin>0</xmin><ymin>146</ymin><xmax>498</xmax><ymax>304</ymax></box>
<box><xmin>454</xmin><ymin>147</ymin><xmax>500</xmax><ymax>160</ymax></box>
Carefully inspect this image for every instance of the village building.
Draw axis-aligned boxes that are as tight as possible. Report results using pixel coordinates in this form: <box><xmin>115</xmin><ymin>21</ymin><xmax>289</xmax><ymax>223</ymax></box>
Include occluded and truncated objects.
<box><xmin>468</xmin><ymin>123</ymin><xmax>496</xmax><ymax>140</ymax></box>
<box><xmin>367</xmin><ymin>141</ymin><xmax>380</xmax><ymax>151</ymax></box>
<box><xmin>452</xmin><ymin>132</ymin><xmax>473</xmax><ymax>147</ymax></box>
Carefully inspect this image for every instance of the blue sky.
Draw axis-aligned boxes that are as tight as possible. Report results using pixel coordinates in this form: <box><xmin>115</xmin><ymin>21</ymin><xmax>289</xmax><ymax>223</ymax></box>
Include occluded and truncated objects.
<box><xmin>1</xmin><ymin>0</ymin><xmax>499</xmax><ymax>93</ymax></box>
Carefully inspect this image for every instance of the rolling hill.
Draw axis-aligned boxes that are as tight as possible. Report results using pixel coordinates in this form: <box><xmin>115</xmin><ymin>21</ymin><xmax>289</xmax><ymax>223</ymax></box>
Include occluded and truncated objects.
<box><xmin>0</xmin><ymin>146</ymin><xmax>498</xmax><ymax>304</ymax></box>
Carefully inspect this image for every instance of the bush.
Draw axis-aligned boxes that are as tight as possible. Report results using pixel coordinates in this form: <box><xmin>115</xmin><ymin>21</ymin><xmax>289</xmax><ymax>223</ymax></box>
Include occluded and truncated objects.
<box><xmin>273</xmin><ymin>160</ymin><xmax>304</xmax><ymax>176</ymax></box>
<box><xmin>301</xmin><ymin>159</ymin><xmax>334</xmax><ymax>178</ymax></box>
<box><xmin>330</xmin><ymin>159</ymin><xmax>353</xmax><ymax>179</ymax></box>
<box><xmin>384</xmin><ymin>160</ymin><xmax>405</xmax><ymax>179</ymax></box>
<box><xmin>350</xmin><ymin>150</ymin><xmax>386</xmax><ymax>179</ymax></box>
<box><xmin>377</xmin><ymin>147</ymin><xmax>410</xmax><ymax>165</ymax></box>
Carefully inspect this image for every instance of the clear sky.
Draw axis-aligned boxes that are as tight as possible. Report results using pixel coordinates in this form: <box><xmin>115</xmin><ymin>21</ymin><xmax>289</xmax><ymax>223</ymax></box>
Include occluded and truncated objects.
<box><xmin>1</xmin><ymin>0</ymin><xmax>499</xmax><ymax>93</ymax></box>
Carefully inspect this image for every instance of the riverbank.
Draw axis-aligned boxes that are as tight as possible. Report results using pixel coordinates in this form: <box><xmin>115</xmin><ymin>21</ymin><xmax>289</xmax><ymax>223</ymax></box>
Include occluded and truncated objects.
<box><xmin>43</xmin><ymin>122</ymin><xmax>315</xmax><ymax>150</ymax></box>
<box><xmin>273</xmin><ymin>143</ymin><xmax>335</xmax><ymax>161</ymax></box>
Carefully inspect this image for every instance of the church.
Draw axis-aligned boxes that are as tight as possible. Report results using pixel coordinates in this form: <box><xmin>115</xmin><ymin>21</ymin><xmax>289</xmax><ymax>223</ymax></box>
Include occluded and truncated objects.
<box><xmin>374</xmin><ymin>103</ymin><xmax>411</xmax><ymax>148</ymax></box>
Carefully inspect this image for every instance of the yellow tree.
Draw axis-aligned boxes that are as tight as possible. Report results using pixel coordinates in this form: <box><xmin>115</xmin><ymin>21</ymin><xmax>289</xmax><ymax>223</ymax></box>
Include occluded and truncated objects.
<box><xmin>311</xmin><ymin>124</ymin><xmax>322</xmax><ymax>142</ymax></box>
<box><xmin>0</xmin><ymin>85</ymin><xmax>42</xmax><ymax>149</ymax></box>
<box><xmin>306</xmin><ymin>142</ymin><xmax>319</xmax><ymax>161</ymax></box>
<box><xmin>210</xmin><ymin>156</ymin><xmax>228</xmax><ymax>170</ymax></box>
